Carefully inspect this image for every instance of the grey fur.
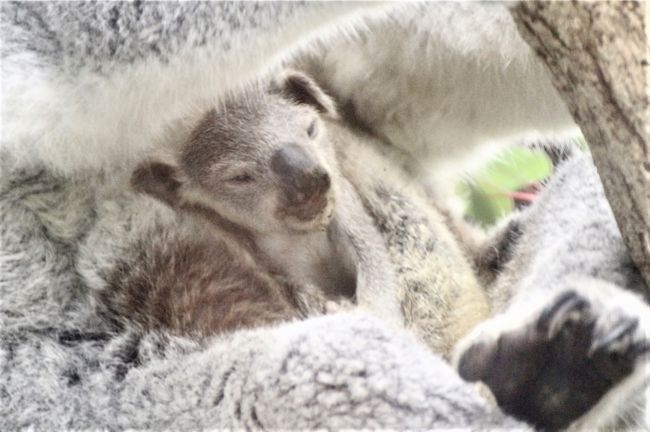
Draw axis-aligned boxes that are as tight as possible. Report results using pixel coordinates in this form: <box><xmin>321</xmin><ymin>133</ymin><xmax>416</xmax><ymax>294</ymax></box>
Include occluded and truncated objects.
<box><xmin>1</xmin><ymin>2</ymin><xmax>353</xmax><ymax>76</ymax></box>
<box><xmin>1</xmin><ymin>313</ymin><xmax>524</xmax><ymax>430</ymax></box>
<box><xmin>0</xmin><ymin>156</ymin><xmax>101</xmax><ymax>334</ymax></box>
<box><xmin>487</xmin><ymin>156</ymin><xmax>647</xmax><ymax>312</ymax></box>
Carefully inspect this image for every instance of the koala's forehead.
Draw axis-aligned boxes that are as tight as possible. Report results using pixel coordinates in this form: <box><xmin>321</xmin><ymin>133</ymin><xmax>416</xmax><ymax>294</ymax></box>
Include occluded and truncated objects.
<box><xmin>182</xmin><ymin>93</ymin><xmax>311</xmax><ymax>167</ymax></box>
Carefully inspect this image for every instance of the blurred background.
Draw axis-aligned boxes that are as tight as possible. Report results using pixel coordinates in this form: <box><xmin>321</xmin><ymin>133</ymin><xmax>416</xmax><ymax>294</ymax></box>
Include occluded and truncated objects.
<box><xmin>457</xmin><ymin>136</ymin><xmax>587</xmax><ymax>227</ymax></box>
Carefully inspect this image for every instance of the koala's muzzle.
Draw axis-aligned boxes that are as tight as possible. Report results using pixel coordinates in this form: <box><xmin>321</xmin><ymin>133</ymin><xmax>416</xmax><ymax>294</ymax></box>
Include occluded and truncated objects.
<box><xmin>271</xmin><ymin>144</ymin><xmax>331</xmax><ymax>219</ymax></box>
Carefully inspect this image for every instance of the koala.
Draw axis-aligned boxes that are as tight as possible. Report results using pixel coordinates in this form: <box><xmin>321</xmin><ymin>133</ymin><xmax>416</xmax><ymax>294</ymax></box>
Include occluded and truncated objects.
<box><xmin>453</xmin><ymin>156</ymin><xmax>650</xmax><ymax>431</ymax></box>
<box><xmin>98</xmin><ymin>71</ymin><xmax>402</xmax><ymax>336</ymax></box>
<box><xmin>5</xmin><ymin>2</ymin><xmax>647</xmax><ymax>428</ymax></box>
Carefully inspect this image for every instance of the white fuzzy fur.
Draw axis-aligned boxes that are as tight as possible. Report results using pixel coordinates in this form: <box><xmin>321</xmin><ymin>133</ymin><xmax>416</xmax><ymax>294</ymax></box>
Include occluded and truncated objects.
<box><xmin>294</xmin><ymin>2</ymin><xmax>578</xmax><ymax>180</ymax></box>
<box><xmin>3</xmin><ymin>2</ymin><xmax>577</xmax><ymax>178</ymax></box>
<box><xmin>0</xmin><ymin>3</ymin><xmax>374</xmax><ymax>174</ymax></box>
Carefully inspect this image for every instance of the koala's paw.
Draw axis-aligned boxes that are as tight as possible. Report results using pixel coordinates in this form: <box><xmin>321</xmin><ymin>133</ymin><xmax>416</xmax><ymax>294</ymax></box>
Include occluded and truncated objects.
<box><xmin>454</xmin><ymin>283</ymin><xmax>650</xmax><ymax>431</ymax></box>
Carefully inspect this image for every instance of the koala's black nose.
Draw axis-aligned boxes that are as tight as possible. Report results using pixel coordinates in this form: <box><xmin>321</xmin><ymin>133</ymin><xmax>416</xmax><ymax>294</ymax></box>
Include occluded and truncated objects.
<box><xmin>271</xmin><ymin>144</ymin><xmax>330</xmax><ymax>205</ymax></box>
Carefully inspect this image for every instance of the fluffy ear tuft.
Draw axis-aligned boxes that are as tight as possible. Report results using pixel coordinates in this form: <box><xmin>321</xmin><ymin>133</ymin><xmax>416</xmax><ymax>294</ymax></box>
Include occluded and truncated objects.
<box><xmin>273</xmin><ymin>70</ymin><xmax>338</xmax><ymax>118</ymax></box>
<box><xmin>131</xmin><ymin>161</ymin><xmax>183</xmax><ymax>207</ymax></box>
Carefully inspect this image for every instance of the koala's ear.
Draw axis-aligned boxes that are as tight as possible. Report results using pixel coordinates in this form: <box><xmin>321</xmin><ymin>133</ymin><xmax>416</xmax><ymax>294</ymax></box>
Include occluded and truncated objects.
<box><xmin>131</xmin><ymin>161</ymin><xmax>184</xmax><ymax>207</ymax></box>
<box><xmin>273</xmin><ymin>71</ymin><xmax>338</xmax><ymax>118</ymax></box>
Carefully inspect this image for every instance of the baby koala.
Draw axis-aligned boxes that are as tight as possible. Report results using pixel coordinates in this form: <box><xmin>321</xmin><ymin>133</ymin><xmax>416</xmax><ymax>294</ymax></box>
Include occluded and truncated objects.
<box><xmin>108</xmin><ymin>71</ymin><xmax>401</xmax><ymax>336</ymax></box>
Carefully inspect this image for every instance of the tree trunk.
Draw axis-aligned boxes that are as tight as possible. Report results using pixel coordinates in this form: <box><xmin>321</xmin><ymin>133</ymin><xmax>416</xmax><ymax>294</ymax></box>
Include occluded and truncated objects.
<box><xmin>510</xmin><ymin>1</ymin><xmax>650</xmax><ymax>291</ymax></box>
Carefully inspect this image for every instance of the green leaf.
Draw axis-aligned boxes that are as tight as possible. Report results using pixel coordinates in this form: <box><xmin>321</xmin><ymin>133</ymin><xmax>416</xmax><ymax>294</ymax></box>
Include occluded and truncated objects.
<box><xmin>456</xmin><ymin>148</ymin><xmax>552</xmax><ymax>226</ymax></box>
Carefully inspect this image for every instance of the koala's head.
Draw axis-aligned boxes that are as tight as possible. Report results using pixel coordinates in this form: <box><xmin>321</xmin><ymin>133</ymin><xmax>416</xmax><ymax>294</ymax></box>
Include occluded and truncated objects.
<box><xmin>132</xmin><ymin>71</ymin><xmax>339</xmax><ymax>234</ymax></box>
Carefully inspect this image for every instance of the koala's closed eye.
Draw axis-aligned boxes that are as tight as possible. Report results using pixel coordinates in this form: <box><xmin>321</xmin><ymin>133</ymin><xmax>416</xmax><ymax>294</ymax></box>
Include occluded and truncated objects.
<box><xmin>307</xmin><ymin>120</ymin><xmax>318</xmax><ymax>138</ymax></box>
<box><xmin>226</xmin><ymin>172</ymin><xmax>255</xmax><ymax>184</ymax></box>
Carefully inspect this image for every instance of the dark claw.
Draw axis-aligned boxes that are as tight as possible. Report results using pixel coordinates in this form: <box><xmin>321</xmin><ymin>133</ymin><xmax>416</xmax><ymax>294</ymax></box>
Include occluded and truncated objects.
<box><xmin>536</xmin><ymin>290</ymin><xmax>588</xmax><ymax>336</ymax></box>
<box><xmin>632</xmin><ymin>340</ymin><xmax>650</xmax><ymax>356</ymax></box>
<box><xmin>590</xmin><ymin>317</ymin><xmax>638</xmax><ymax>355</ymax></box>
<box><xmin>457</xmin><ymin>341</ymin><xmax>495</xmax><ymax>382</ymax></box>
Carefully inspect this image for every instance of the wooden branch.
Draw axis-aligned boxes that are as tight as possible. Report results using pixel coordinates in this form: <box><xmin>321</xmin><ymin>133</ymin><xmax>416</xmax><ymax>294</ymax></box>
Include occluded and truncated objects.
<box><xmin>511</xmin><ymin>1</ymin><xmax>650</xmax><ymax>290</ymax></box>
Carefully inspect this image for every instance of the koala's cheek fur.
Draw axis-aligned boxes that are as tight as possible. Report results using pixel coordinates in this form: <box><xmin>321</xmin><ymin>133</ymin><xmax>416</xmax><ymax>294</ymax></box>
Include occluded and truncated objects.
<box><xmin>222</xmin><ymin>190</ymin><xmax>282</xmax><ymax>234</ymax></box>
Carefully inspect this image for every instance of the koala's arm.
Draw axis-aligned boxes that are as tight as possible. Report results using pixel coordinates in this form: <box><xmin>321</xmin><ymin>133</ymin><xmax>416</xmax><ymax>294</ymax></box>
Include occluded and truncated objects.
<box><xmin>454</xmin><ymin>156</ymin><xmax>650</xmax><ymax>430</ymax></box>
<box><xmin>1</xmin><ymin>2</ymin><xmax>372</xmax><ymax>174</ymax></box>
<box><xmin>293</xmin><ymin>2</ymin><xmax>576</xmax><ymax>168</ymax></box>
<box><xmin>0</xmin><ymin>316</ymin><xmax>526</xmax><ymax>430</ymax></box>
<box><xmin>335</xmin><ymin>177</ymin><xmax>404</xmax><ymax>328</ymax></box>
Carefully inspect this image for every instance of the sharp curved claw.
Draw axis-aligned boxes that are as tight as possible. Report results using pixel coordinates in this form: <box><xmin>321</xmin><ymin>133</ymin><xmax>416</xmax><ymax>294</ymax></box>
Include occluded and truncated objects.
<box><xmin>589</xmin><ymin>317</ymin><xmax>639</xmax><ymax>356</ymax></box>
<box><xmin>537</xmin><ymin>290</ymin><xmax>589</xmax><ymax>339</ymax></box>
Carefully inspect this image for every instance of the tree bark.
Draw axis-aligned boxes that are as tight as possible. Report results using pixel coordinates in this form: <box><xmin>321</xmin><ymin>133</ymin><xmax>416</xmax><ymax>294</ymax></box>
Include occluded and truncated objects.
<box><xmin>510</xmin><ymin>1</ymin><xmax>650</xmax><ymax>291</ymax></box>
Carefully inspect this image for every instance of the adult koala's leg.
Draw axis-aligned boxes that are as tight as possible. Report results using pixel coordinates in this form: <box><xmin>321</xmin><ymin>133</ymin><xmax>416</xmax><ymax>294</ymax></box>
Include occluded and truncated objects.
<box><xmin>1</xmin><ymin>2</ymin><xmax>372</xmax><ymax>174</ymax></box>
<box><xmin>328</xmin><ymin>119</ymin><xmax>491</xmax><ymax>358</ymax></box>
<box><xmin>454</xmin><ymin>156</ymin><xmax>650</xmax><ymax>430</ymax></box>
<box><xmin>334</xmin><ymin>174</ymin><xmax>404</xmax><ymax>328</ymax></box>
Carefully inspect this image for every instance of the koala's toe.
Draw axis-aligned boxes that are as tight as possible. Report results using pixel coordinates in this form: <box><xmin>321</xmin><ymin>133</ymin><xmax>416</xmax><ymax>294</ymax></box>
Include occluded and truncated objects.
<box><xmin>590</xmin><ymin>316</ymin><xmax>638</xmax><ymax>355</ymax></box>
<box><xmin>537</xmin><ymin>290</ymin><xmax>591</xmax><ymax>339</ymax></box>
<box><xmin>457</xmin><ymin>341</ymin><xmax>496</xmax><ymax>382</ymax></box>
<box><xmin>588</xmin><ymin>315</ymin><xmax>647</xmax><ymax>386</ymax></box>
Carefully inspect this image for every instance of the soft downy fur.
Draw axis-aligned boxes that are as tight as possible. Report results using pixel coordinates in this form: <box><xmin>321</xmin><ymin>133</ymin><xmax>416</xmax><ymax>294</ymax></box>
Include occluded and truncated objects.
<box><xmin>91</xmin><ymin>212</ymin><xmax>315</xmax><ymax>337</ymax></box>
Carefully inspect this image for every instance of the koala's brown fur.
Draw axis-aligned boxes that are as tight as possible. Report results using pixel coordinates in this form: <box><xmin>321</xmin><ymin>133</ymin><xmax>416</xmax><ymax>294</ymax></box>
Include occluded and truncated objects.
<box><xmin>100</xmin><ymin>225</ymin><xmax>308</xmax><ymax>336</ymax></box>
